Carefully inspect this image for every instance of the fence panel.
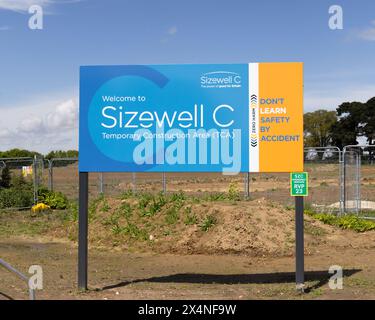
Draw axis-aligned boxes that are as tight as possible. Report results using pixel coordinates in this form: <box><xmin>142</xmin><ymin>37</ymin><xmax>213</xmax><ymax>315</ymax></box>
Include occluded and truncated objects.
<box><xmin>303</xmin><ymin>148</ymin><xmax>342</xmax><ymax>213</ymax></box>
<box><xmin>343</xmin><ymin>145</ymin><xmax>375</xmax><ymax>218</ymax></box>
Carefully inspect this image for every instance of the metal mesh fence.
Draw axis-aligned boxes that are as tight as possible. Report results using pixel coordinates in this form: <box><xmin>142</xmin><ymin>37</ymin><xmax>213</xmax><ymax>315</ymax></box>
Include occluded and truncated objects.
<box><xmin>343</xmin><ymin>150</ymin><xmax>360</xmax><ymax>214</ymax></box>
<box><xmin>304</xmin><ymin>148</ymin><xmax>342</xmax><ymax>213</ymax></box>
<box><xmin>0</xmin><ymin>145</ymin><xmax>373</xmax><ymax>215</ymax></box>
<box><xmin>343</xmin><ymin>146</ymin><xmax>375</xmax><ymax>218</ymax></box>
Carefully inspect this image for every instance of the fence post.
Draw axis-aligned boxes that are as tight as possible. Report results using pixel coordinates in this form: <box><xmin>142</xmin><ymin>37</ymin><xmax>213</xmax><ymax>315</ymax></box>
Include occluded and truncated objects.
<box><xmin>356</xmin><ymin>152</ymin><xmax>361</xmax><ymax>214</ymax></box>
<box><xmin>48</xmin><ymin>160</ymin><xmax>53</xmax><ymax>191</ymax></box>
<box><xmin>339</xmin><ymin>149</ymin><xmax>344</xmax><ymax>216</ymax></box>
<box><xmin>244</xmin><ymin>172</ymin><xmax>250</xmax><ymax>199</ymax></box>
<box><xmin>132</xmin><ymin>172</ymin><xmax>136</xmax><ymax>193</ymax></box>
<box><xmin>342</xmin><ymin>147</ymin><xmax>346</xmax><ymax>214</ymax></box>
<box><xmin>99</xmin><ymin>172</ymin><xmax>104</xmax><ymax>194</ymax></box>
<box><xmin>33</xmin><ymin>155</ymin><xmax>38</xmax><ymax>204</ymax></box>
<box><xmin>162</xmin><ymin>172</ymin><xmax>166</xmax><ymax>194</ymax></box>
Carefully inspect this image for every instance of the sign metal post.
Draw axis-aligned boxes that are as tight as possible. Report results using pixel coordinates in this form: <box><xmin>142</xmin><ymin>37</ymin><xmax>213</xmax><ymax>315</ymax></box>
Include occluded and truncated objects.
<box><xmin>290</xmin><ymin>172</ymin><xmax>308</xmax><ymax>292</ymax></box>
<box><xmin>78</xmin><ymin>171</ymin><xmax>89</xmax><ymax>290</ymax></box>
<box><xmin>295</xmin><ymin>195</ymin><xmax>304</xmax><ymax>292</ymax></box>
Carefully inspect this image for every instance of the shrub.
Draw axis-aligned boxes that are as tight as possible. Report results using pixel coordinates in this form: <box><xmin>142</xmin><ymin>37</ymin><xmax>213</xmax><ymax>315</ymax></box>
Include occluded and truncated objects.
<box><xmin>0</xmin><ymin>172</ymin><xmax>34</xmax><ymax>208</ymax></box>
<box><xmin>11</xmin><ymin>174</ymin><xmax>33</xmax><ymax>191</ymax></box>
<box><xmin>38</xmin><ymin>187</ymin><xmax>69</xmax><ymax>210</ymax></box>
<box><xmin>306</xmin><ymin>210</ymin><xmax>375</xmax><ymax>233</ymax></box>
<box><xmin>0</xmin><ymin>188</ymin><xmax>34</xmax><ymax>209</ymax></box>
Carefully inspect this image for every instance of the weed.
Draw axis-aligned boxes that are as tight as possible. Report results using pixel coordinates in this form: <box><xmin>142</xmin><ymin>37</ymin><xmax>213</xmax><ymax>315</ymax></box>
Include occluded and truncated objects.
<box><xmin>184</xmin><ymin>207</ymin><xmax>198</xmax><ymax>225</ymax></box>
<box><xmin>119</xmin><ymin>202</ymin><xmax>132</xmax><ymax>219</ymax></box>
<box><xmin>139</xmin><ymin>192</ymin><xmax>167</xmax><ymax>217</ymax></box>
<box><xmin>100</xmin><ymin>198</ymin><xmax>111</xmax><ymax>213</ymax></box>
<box><xmin>228</xmin><ymin>182</ymin><xmax>241</xmax><ymax>201</ymax></box>
<box><xmin>88</xmin><ymin>195</ymin><xmax>104</xmax><ymax>221</ymax></box>
<box><xmin>65</xmin><ymin>201</ymin><xmax>78</xmax><ymax>221</ymax></box>
<box><xmin>304</xmin><ymin>221</ymin><xmax>326</xmax><ymax>236</ymax></box>
<box><xmin>206</xmin><ymin>192</ymin><xmax>227</xmax><ymax>201</ymax></box>
<box><xmin>165</xmin><ymin>207</ymin><xmax>179</xmax><ymax>224</ymax></box>
<box><xmin>121</xmin><ymin>190</ymin><xmax>134</xmax><ymax>199</ymax></box>
<box><xmin>200</xmin><ymin>214</ymin><xmax>217</xmax><ymax>231</ymax></box>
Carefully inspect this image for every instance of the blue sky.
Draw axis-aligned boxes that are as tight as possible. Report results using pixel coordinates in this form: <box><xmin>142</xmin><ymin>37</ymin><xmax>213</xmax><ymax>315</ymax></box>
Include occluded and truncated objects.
<box><xmin>0</xmin><ymin>0</ymin><xmax>374</xmax><ymax>152</ymax></box>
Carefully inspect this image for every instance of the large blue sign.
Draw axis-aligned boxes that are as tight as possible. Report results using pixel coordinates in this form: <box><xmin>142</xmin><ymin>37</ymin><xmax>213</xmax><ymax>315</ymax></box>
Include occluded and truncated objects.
<box><xmin>79</xmin><ymin>63</ymin><xmax>303</xmax><ymax>173</ymax></box>
<box><xmin>80</xmin><ymin>64</ymin><xmax>249</xmax><ymax>173</ymax></box>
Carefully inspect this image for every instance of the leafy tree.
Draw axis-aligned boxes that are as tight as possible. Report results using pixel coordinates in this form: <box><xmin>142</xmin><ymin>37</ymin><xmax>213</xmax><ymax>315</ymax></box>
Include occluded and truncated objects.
<box><xmin>304</xmin><ymin>110</ymin><xmax>337</xmax><ymax>147</ymax></box>
<box><xmin>362</xmin><ymin>97</ymin><xmax>375</xmax><ymax>146</ymax></box>
<box><xmin>331</xmin><ymin>99</ymin><xmax>372</xmax><ymax>147</ymax></box>
<box><xmin>330</xmin><ymin>115</ymin><xmax>358</xmax><ymax>149</ymax></box>
<box><xmin>331</xmin><ymin>98</ymin><xmax>375</xmax><ymax>161</ymax></box>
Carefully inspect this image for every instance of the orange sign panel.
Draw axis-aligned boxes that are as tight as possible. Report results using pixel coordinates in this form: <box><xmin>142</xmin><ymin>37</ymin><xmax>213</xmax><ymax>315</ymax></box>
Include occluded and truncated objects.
<box><xmin>249</xmin><ymin>62</ymin><xmax>303</xmax><ymax>172</ymax></box>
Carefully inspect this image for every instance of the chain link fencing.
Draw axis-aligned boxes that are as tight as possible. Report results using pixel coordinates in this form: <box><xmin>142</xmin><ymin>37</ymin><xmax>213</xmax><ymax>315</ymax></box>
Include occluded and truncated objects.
<box><xmin>0</xmin><ymin>145</ymin><xmax>374</xmax><ymax>216</ymax></box>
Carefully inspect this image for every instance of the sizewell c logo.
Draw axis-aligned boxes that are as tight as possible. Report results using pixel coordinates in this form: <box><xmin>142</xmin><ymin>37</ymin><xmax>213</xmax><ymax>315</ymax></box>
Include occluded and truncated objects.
<box><xmin>200</xmin><ymin>71</ymin><xmax>242</xmax><ymax>88</ymax></box>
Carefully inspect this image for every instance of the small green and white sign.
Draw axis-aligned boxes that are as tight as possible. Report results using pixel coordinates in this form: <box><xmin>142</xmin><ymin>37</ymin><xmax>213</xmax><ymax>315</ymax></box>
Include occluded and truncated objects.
<box><xmin>290</xmin><ymin>172</ymin><xmax>308</xmax><ymax>196</ymax></box>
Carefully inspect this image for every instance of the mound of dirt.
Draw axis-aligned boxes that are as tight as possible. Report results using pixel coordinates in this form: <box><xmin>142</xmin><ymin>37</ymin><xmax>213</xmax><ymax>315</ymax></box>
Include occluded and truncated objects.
<box><xmin>63</xmin><ymin>194</ymin><xmax>375</xmax><ymax>258</ymax></box>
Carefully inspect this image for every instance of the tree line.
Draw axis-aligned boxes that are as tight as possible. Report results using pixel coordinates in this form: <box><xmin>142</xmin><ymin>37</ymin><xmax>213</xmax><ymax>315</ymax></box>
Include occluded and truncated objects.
<box><xmin>0</xmin><ymin>149</ymin><xmax>78</xmax><ymax>159</ymax></box>
<box><xmin>304</xmin><ymin>97</ymin><xmax>375</xmax><ymax>151</ymax></box>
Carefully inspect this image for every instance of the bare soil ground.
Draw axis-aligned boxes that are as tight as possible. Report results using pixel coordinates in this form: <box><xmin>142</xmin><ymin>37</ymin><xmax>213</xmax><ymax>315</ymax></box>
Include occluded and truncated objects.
<box><xmin>1</xmin><ymin>237</ymin><xmax>375</xmax><ymax>300</ymax></box>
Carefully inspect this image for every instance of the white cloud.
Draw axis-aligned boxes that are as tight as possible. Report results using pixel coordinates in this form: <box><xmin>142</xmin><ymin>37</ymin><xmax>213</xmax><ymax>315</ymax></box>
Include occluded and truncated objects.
<box><xmin>0</xmin><ymin>128</ymin><xmax>11</xmax><ymax>139</ymax></box>
<box><xmin>0</xmin><ymin>0</ymin><xmax>51</xmax><ymax>13</ymax></box>
<box><xmin>0</xmin><ymin>98</ymin><xmax>78</xmax><ymax>153</ymax></box>
<box><xmin>20</xmin><ymin>116</ymin><xmax>44</xmax><ymax>133</ymax></box>
<box><xmin>356</xmin><ymin>20</ymin><xmax>375</xmax><ymax>41</ymax></box>
<box><xmin>45</xmin><ymin>99</ymin><xmax>77</xmax><ymax>130</ymax></box>
<box><xmin>0</xmin><ymin>0</ymin><xmax>81</xmax><ymax>14</ymax></box>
